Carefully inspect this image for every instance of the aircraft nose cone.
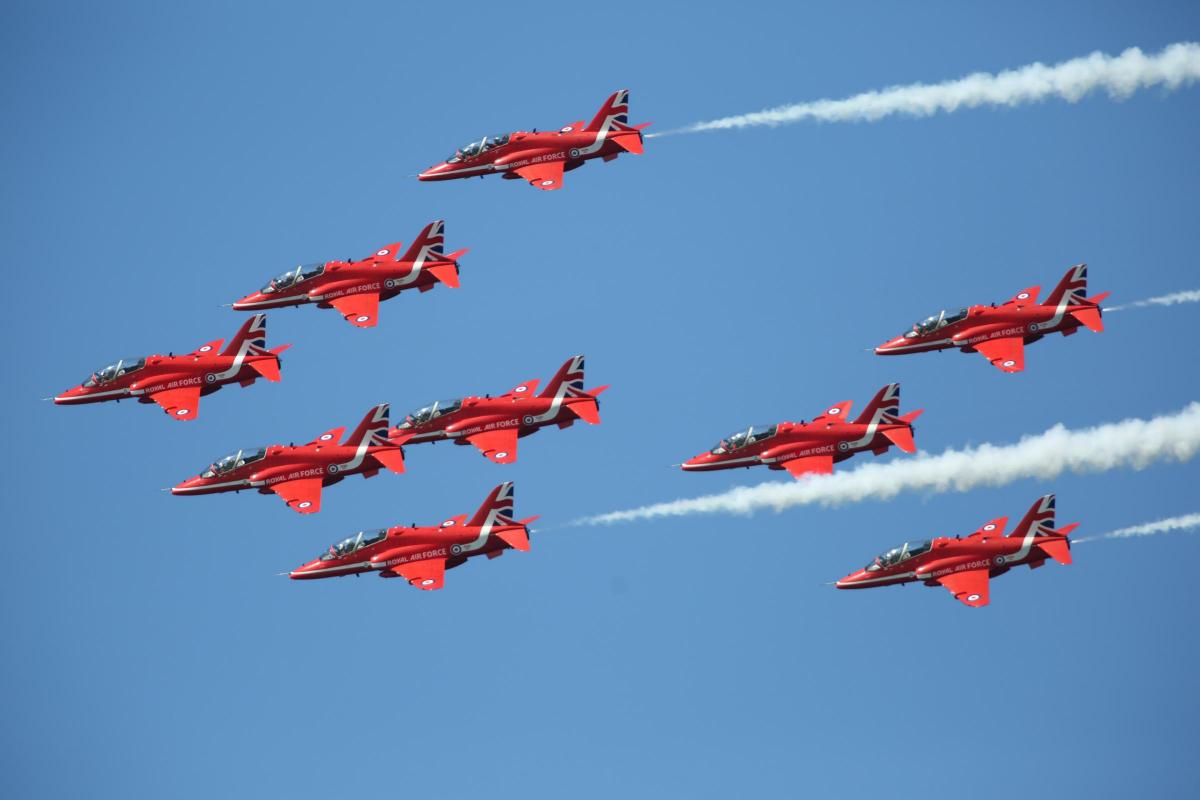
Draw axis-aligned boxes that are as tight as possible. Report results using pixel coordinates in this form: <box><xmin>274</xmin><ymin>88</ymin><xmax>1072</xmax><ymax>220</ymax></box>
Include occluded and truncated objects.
<box><xmin>418</xmin><ymin>162</ymin><xmax>450</xmax><ymax>181</ymax></box>
<box><xmin>680</xmin><ymin>453</ymin><xmax>712</xmax><ymax>471</ymax></box>
<box><xmin>875</xmin><ymin>337</ymin><xmax>902</xmax><ymax>354</ymax></box>
<box><xmin>835</xmin><ymin>570</ymin><xmax>868</xmax><ymax>589</ymax></box>
<box><xmin>53</xmin><ymin>386</ymin><xmax>84</xmax><ymax>404</ymax></box>
<box><xmin>288</xmin><ymin>560</ymin><xmax>319</xmax><ymax>580</ymax></box>
<box><xmin>232</xmin><ymin>292</ymin><xmax>264</xmax><ymax>310</ymax></box>
<box><xmin>171</xmin><ymin>476</ymin><xmax>205</xmax><ymax>495</ymax></box>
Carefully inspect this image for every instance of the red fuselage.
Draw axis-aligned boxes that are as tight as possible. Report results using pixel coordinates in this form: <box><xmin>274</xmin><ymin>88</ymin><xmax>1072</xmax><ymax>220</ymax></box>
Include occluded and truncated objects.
<box><xmin>419</xmin><ymin>128</ymin><xmax>632</xmax><ymax>184</ymax></box>
<box><xmin>290</xmin><ymin>523</ymin><xmax>517</xmax><ymax>580</ymax></box>
<box><xmin>172</xmin><ymin>441</ymin><xmax>395</xmax><ymax>496</ymax></box>
<box><xmin>683</xmin><ymin>418</ymin><xmax>911</xmax><ymax>474</ymax></box>
<box><xmin>55</xmin><ymin>351</ymin><xmax>273</xmax><ymax>408</ymax></box>
<box><xmin>233</xmin><ymin>258</ymin><xmax>447</xmax><ymax>311</ymax></box>
<box><xmin>877</xmin><ymin>303</ymin><xmax>1083</xmax><ymax>355</ymax></box>
<box><xmin>390</xmin><ymin>392</ymin><xmax>596</xmax><ymax>453</ymax></box>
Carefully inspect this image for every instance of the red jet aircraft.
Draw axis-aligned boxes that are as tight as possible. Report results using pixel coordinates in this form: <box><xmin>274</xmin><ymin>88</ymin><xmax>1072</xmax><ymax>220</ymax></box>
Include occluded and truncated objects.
<box><xmin>418</xmin><ymin>90</ymin><xmax>648</xmax><ymax>191</ymax></box>
<box><xmin>231</xmin><ymin>220</ymin><xmax>466</xmax><ymax>328</ymax></box>
<box><xmin>53</xmin><ymin>314</ymin><xmax>289</xmax><ymax>420</ymax></box>
<box><xmin>389</xmin><ymin>355</ymin><xmax>608</xmax><ymax>464</ymax></box>
<box><xmin>875</xmin><ymin>264</ymin><xmax>1109</xmax><ymax>373</ymax></box>
<box><xmin>288</xmin><ymin>482</ymin><xmax>537</xmax><ymax>590</ymax></box>
<box><xmin>681</xmin><ymin>383</ymin><xmax>922</xmax><ymax>479</ymax></box>
<box><xmin>836</xmin><ymin>494</ymin><xmax>1075</xmax><ymax>607</ymax></box>
<box><xmin>171</xmin><ymin>403</ymin><xmax>405</xmax><ymax>513</ymax></box>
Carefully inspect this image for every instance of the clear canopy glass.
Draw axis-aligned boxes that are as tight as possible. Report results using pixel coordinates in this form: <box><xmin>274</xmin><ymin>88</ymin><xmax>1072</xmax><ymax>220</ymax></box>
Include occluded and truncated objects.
<box><xmin>865</xmin><ymin>539</ymin><xmax>933</xmax><ymax>571</ymax></box>
<box><xmin>908</xmin><ymin>308</ymin><xmax>968</xmax><ymax>336</ymax></box>
<box><xmin>321</xmin><ymin>529</ymin><xmax>388</xmax><ymax>560</ymax></box>
<box><xmin>84</xmin><ymin>357</ymin><xmax>146</xmax><ymax>387</ymax></box>
<box><xmin>447</xmin><ymin>134</ymin><xmax>510</xmax><ymax>163</ymax></box>
<box><xmin>711</xmin><ymin>424</ymin><xmax>777</xmax><ymax>454</ymax></box>
<box><xmin>399</xmin><ymin>398</ymin><xmax>463</xmax><ymax>428</ymax></box>
<box><xmin>201</xmin><ymin>447</ymin><xmax>266</xmax><ymax>478</ymax></box>
<box><xmin>261</xmin><ymin>263</ymin><xmax>325</xmax><ymax>293</ymax></box>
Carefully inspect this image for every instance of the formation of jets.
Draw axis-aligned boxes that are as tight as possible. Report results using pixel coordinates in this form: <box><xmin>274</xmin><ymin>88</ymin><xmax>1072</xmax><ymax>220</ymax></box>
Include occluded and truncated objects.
<box><xmin>56</xmin><ymin>90</ymin><xmax>1106</xmax><ymax>600</ymax></box>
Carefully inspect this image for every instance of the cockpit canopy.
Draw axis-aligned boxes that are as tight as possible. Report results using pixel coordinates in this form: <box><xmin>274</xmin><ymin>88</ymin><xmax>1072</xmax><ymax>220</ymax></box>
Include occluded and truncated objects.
<box><xmin>865</xmin><ymin>539</ymin><xmax>932</xmax><ymax>571</ymax></box>
<box><xmin>201</xmin><ymin>447</ymin><xmax>266</xmax><ymax>478</ymax></box>
<box><xmin>712</xmin><ymin>424</ymin><xmax>778</xmax><ymax>454</ymax></box>
<box><xmin>447</xmin><ymin>134</ymin><xmax>511</xmax><ymax>163</ymax></box>
<box><xmin>398</xmin><ymin>398</ymin><xmax>463</xmax><ymax>428</ymax></box>
<box><xmin>905</xmin><ymin>308</ymin><xmax>968</xmax><ymax>338</ymax></box>
<box><xmin>321</xmin><ymin>529</ymin><xmax>387</xmax><ymax>560</ymax></box>
<box><xmin>261</xmin><ymin>263</ymin><xmax>325</xmax><ymax>294</ymax></box>
<box><xmin>84</xmin><ymin>357</ymin><xmax>146</xmax><ymax>387</ymax></box>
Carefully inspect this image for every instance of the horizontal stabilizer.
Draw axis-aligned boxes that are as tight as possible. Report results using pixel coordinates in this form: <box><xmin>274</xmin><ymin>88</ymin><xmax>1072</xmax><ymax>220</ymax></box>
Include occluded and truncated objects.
<box><xmin>568</xmin><ymin>398</ymin><xmax>601</xmax><ymax>425</ymax></box>
<box><xmin>1038</xmin><ymin>538</ymin><xmax>1072</xmax><ymax>566</ymax></box>
<box><xmin>881</xmin><ymin>426</ymin><xmax>916</xmax><ymax>453</ymax></box>
<box><xmin>495</xmin><ymin>527</ymin><xmax>531</xmax><ymax>552</ymax></box>
<box><xmin>248</xmin><ymin>348</ymin><xmax>289</xmax><ymax>382</ymax></box>
<box><xmin>898</xmin><ymin>409</ymin><xmax>923</xmax><ymax>425</ymax></box>
<box><xmin>612</xmin><ymin>129</ymin><xmax>643</xmax><ymax>154</ymax></box>
<box><xmin>425</xmin><ymin>263</ymin><xmax>460</xmax><ymax>288</ymax></box>
<box><xmin>1069</xmin><ymin>306</ymin><xmax>1104</xmax><ymax>333</ymax></box>
<box><xmin>372</xmin><ymin>447</ymin><xmax>406</xmax><ymax>474</ymax></box>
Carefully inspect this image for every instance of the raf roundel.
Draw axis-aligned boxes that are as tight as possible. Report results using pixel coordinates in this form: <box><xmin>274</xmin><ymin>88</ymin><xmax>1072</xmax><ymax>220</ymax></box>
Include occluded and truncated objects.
<box><xmin>1017</xmin><ymin>292</ymin><xmax>1030</xmax><ymax>300</ymax></box>
<box><xmin>494</xmin><ymin>451</ymin><xmax>509</xmax><ymax>460</ymax></box>
<box><xmin>421</xmin><ymin>579</ymin><xmax>435</xmax><ymax>587</ymax></box>
<box><xmin>994</xmin><ymin>555</ymin><xmax>1006</xmax><ymax>565</ymax></box>
<box><xmin>441</xmin><ymin>519</ymin><xmax>456</xmax><ymax>527</ymax></box>
<box><xmin>522</xmin><ymin>414</ymin><xmax>536</xmax><ymax>425</ymax></box>
<box><xmin>827</xmin><ymin>407</ymin><xmax>841</xmax><ymax>415</ymax></box>
<box><xmin>175</xmin><ymin>409</ymin><xmax>190</xmax><ymax>416</ymax></box>
<box><xmin>198</xmin><ymin>345</ymin><xmax>213</xmax><ymax>353</ymax></box>
<box><xmin>838</xmin><ymin>441</ymin><xmax>850</xmax><ymax>452</ymax></box>
<box><xmin>1002</xmin><ymin>360</ymin><xmax>1017</xmax><ymax>368</ymax></box>
<box><xmin>319</xmin><ymin>433</ymin><xmax>334</xmax><ymax>441</ymax></box>
<box><xmin>514</xmin><ymin>386</ymin><xmax>528</xmax><ymax>393</ymax></box>
<box><xmin>376</xmin><ymin>249</ymin><xmax>390</xmax><ymax>256</ymax></box>
<box><xmin>540</xmin><ymin>180</ymin><xmax>555</xmax><ymax>187</ymax></box>
<box><xmin>327</xmin><ymin>464</ymin><xmax>340</xmax><ymax>474</ymax></box>
<box><xmin>355</xmin><ymin>315</ymin><xmax>371</xmax><ymax>324</ymax></box>
<box><xmin>298</xmin><ymin>501</ymin><xmax>312</xmax><ymax>510</ymax></box>
<box><xmin>966</xmin><ymin>593</ymin><xmax>982</xmax><ymax>602</ymax></box>
<box><xmin>569</xmin><ymin>147</ymin><xmax>581</xmax><ymax>158</ymax></box>
<box><xmin>451</xmin><ymin>544</ymin><xmax>463</xmax><ymax>555</ymax></box>
<box><xmin>204</xmin><ymin>373</ymin><xmax>217</xmax><ymax>384</ymax></box>
<box><xmin>983</xmin><ymin>523</ymin><xmax>997</xmax><ymax>532</ymax></box>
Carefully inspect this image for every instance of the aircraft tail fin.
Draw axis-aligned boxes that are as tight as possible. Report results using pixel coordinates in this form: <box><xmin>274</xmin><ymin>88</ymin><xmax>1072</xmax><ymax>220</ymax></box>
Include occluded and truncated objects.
<box><xmin>585</xmin><ymin>89</ymin><xmax>634</xmax><ymax>134</ymax></box>
<box><xmin>1010</xmin><ymin>494</ymin><xmax>1059</xmax><ymax>541</ymax></box>
<box><xmin>400</xmin><ymin>220</ymin><xmax>446</xmax><ymax>266</ymax></box>
<box><xmin>1045</xmin><ymin>263</ymin><xmax>1090</xmax><ymax>308</ymax></box>
<box><xmin>344</xmin><ymin>403</ymin><xmax>392</xmax><ymax>449</ymax></box>
<box><xmin>539</xmin><ymin>355</ymin><xmax>588</xmax><ymax>400</ymax></box>
<box><xmin>853</xmin><ymin>383</ymin><xmax>903</xmax><ymax>426</ymax></box>
<box><xmin>222</xmin><ymin>313</ymin><xmax>271</xmax><ymax>358</ymax></box>
<box><xmin>468</xmin><ymin>482</ymin><xmax>517</xmax><ymax>529</ymax></box>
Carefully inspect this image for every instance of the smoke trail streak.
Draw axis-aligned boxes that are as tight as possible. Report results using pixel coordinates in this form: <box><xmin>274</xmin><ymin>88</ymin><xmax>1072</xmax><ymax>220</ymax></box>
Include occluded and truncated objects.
<box><xmin>649</xmin><ymin>42</ymin><xmax>1200</xmax><ymax>137</ymax></box>
<box><xmin>1105</xmin><ymin>289</ymin><xmax>1200</xmax><ymax>312</ymax></box>
<box><xmin>574</xmin><ymin>404</ymin><xmax>1200</xmax><ymax>526</ymax></box>
<box><xmin>1074</xmin><ymin>513</ymin><xmax>1200</xmax><ymax>543</ymax></box>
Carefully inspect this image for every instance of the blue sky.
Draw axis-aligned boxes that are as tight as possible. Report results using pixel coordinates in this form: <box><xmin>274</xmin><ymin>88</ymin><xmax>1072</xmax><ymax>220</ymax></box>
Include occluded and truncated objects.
<box><xmin>3</xmin><ymin>2</ymin><xmax>1199</xmax><ymax>797</ymax></box>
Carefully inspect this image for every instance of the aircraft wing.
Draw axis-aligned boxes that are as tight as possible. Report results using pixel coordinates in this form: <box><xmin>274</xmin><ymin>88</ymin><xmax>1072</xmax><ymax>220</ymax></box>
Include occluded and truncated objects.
<box><xmin>813</xmin><ymin>400</ymin><xmax>853</xmax><ymax>424</ymax></box>
<box><xmin>972</xmin><ymin>336</ymin><xmax>1025</xmax><ymax>373</ymax></box>
<box><xmin>780</xmin><ymin>454</ymin><xmax>834</xmax><ymax>479</ymax></box>
<box><xmin>936</xmin><ymin>569</ymin><xmax>990</xmax><ymax>607</ymax></box>
<box><xmin>268</xmin><ymin>477</ymin><xmax>324</xmax><ymax>514</ymax></box>
<box><xmin>148</xmin><ymin>385</ymin><xmax>201</xmax><ymax>420</ymax></box>
<box><xmin>465</xmin><ymin>428</ymin><xmax>519</xmax><ymax>464</ymax></box>
<box><xmin>513</xmin><ymin>160</ymin><xmax>565</xmax><ymax>191</ymax></box>
<box><xmin>328</xmin><ymin>292</ymin><xmax>380</xmax><ymax>328</ymax></box>
<box><xmin>395</xmin><ymin>557</ymin><xmax>446</xmax><ymax>590</ymax></box>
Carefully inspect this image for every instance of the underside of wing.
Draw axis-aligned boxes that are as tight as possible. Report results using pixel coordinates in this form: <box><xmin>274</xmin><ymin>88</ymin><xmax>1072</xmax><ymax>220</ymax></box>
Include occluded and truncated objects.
<box><xmin>972</xmin><ymin>336</ymin><xmax>1025</xmax><ymax>373</ymax></box>
<box><xmin>466</xmin><ymin>428</ymin><xmax>520</xmax><ymax>464</ymax></box>
<box><xmin>780</xmin><ymin>453</ymin><xmax>835</xmax><ymax>479</ymax></box>
<box><xmin>513</xmin><ymin>160</ymin><xmax>565</xmax><ymax>190</ymax></box>
<box><xmin>268</xmin><ymin>477</ymin><xmax>324</xmax><ymax>514</ymax></box>
<box><xmin>936</xmin><ymin>569</ymin><xmax>991</xmax><ymax>607</ymax></box>
<box><xmin>329</xmin><ymin>292</ymin><xmax>381</xmax><ymax>328</ymax></box>
<box><xmin>395</xmin><ymin>558</ymin><xmax>446</xmax><ymax>590</ymax></box>
<box><xmin>149</xmin><ymin>385</ymin><xmax>202</xmax><ymax>420</ymax></box>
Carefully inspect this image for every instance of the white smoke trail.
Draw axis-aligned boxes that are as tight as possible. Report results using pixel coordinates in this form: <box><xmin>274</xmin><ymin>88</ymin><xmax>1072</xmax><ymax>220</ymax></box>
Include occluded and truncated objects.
<box><xmin>1105</xmin><ymin>289</ymin><xmax>1200</xmax><ymax>312</ymax></box>
<box><xmin>1074</xmin><ymin>513</ymin><xmax>1200</xmax><ymax>543</ymax></box>
<box><xmin>575</xmin><ymin>403</ymin><xmax>1200</xmax><ymax>526</ymax></box>
<box><xmin>650</xmin><ymin>42</ymin><xmax>1200</xmax><ymax>137</ymax></box>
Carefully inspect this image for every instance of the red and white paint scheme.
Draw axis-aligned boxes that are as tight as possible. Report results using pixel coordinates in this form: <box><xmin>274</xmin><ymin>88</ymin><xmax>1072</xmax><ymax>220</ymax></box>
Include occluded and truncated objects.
<box><xmin>53</xmin><ymin>314</ymin><xmax>289</xmax><ymax>421</ymax></box>
<box><xmin>171</xmin><ymin>404</ymin><xmax>405</xmax><ymax>514</ymax></box>
<box><xmin>418</xmin><ymin>90</ymin><xmax>648</xmax><ymax>191</ymax></box>
<box><xmin>231</xmin><ymin>221</ymin><xmax>467</xmax><ymax>328</ymax></box>
<box><xmin>289</xmin><ymin>482</ymin><xmax>537</xmax><ymax>590</ymax></box>
<box><xmin>837</xmin><ymin>495</ymin><xmax>1076</xmax><ymax>607</ymax></box>
<box><xmin>875</xmin><ymin>264</ymin><xmax>1109</xmax><ymax>373</ymax></box>
<box><xmin>389</xmin><ymin>356</ymin><xmax>609</xmax><ymax>464</ymax></box>
<box><xmin>682</xmin><ymin>384</ymin><xmax>922</xmax><ymax>479</ymax></box>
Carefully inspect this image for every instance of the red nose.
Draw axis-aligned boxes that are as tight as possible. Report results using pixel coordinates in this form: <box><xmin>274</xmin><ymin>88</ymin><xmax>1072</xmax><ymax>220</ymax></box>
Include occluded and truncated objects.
<box><xmin>835</xmin><ymin>570</ymin><xmax>869</xmax><ymax>589</ymax></box>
